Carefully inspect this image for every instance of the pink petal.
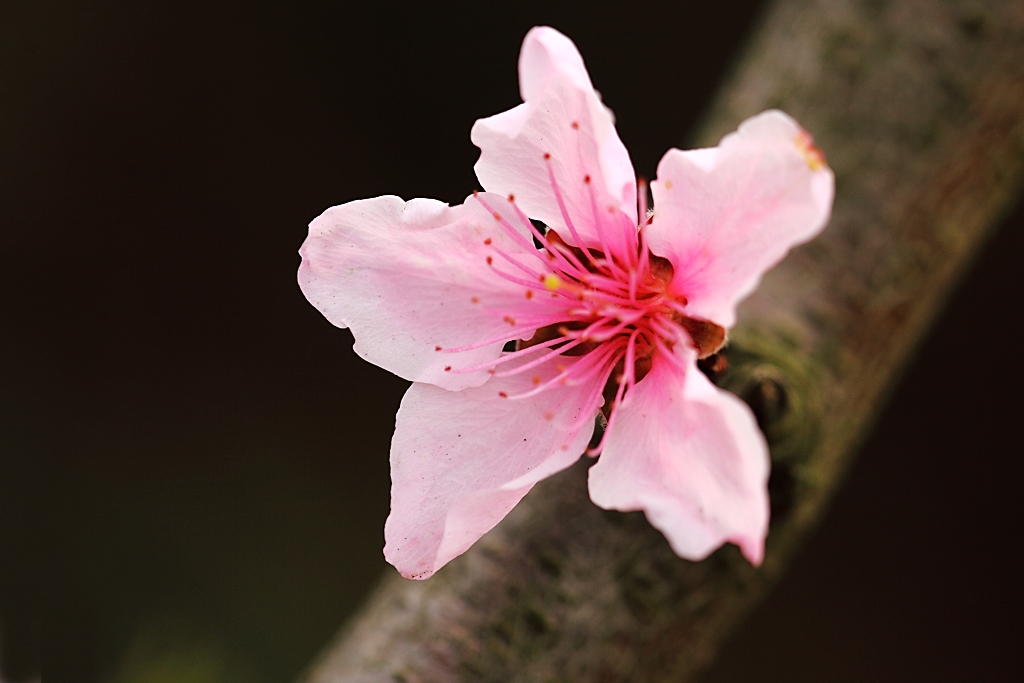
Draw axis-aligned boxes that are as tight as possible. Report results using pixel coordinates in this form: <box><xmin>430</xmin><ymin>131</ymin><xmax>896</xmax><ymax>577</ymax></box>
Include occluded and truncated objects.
<box><xmin>471</xmin><ymin>26</ymin><xmax>637</xmax><ymax>249</ymax></box>
<box><xmin>384</xmin><ymin>355</ymin><xmax>605</xmax><ymax>579</ymax></box>
<box><xmin>648</xmin><ymin>110</ymin><xmax>834</xmax><ymax>328</ymax></box>
<box><xmin>588</xmin><ymin>347</ymin><xmax>770</xmax><ymax>564</ymax></box>
<box><xmin>298</xmin><ymin>193</ymin><xmax>549</xmax><ymax>390</ymax></box>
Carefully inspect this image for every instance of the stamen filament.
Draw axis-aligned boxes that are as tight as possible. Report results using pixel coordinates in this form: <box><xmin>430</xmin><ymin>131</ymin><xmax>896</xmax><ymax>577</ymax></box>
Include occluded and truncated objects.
<box><xmin>491</xmin><ymin>338</ymin><xmax>584</xmax><ymax>377</ymax></box>
<box><xmin>506</xmin><ymin>337</ymin><xmax>625</xmax><ymax>400</ymax></box>
<box><xmin>543</xmin><ymin>155</ymin><xmax>603</xmax><ymax>273</ymax></box>
<box><xmin>440</xmin><ymin>325</ymin><xmax>541</xmax><ymax>353</ymax></box>
<box><xmin>448</xmin><ymin>335</ymin><xmax>575</xmax><ymax>374</ymax></box>
<box><xmin>504</xmin><ymin>196</ymin><xmax>592</xmax><ymax>279</ymax></box>
<box><xmin>586</xmin><ymin>329</ymin><xmax>641</xmax><ymax>456</ymax></box>
<box><xmin>583</xmin><ymin>175</ymin><xmax>618</xmax><ymax>272</ymax></box>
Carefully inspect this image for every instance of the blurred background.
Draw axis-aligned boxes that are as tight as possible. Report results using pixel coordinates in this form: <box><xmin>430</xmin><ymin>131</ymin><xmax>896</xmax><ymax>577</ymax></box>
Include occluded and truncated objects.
<box><xmin>1</xmin><ymin>1</ymin><xmax>1021</xmax><ymax>681</ymax></box>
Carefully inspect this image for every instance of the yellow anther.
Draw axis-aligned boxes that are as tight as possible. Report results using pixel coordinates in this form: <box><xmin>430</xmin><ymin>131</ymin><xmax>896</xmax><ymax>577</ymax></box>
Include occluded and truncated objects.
<box><xmin>795</xmin><ymin>130</ymin><xmax>827</xmax><ymax>171</ymax></box>
<box><xmin>543</xmin><ymin>274</ymin><xmax>562</xmax><ymax>291</ymax></box>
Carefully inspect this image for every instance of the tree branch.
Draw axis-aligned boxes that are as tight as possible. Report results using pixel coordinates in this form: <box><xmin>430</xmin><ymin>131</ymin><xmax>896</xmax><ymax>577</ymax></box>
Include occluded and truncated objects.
<box><xmin>300</xmin><ymin>0</ymin><xmax>1024</xmax><ymax>680</ymax></box>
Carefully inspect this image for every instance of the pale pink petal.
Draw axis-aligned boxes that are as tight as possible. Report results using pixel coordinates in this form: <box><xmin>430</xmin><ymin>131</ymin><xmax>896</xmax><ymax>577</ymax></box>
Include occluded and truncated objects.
<box><xmin>384</xmin><ymin>355</ymin><xmax>606</xmax><ymax>579</ymax></box>
<box><xmin>649</xmin><ymin>110</ymin><xmax>834</xmax><ymax>328</ymax></box>
<box><xmin>517</xmin><ymin>25</ymin><xmax>593</xmax><ymax>101</ymax></box>
<box><xmin>471</xmin><ymin>26</ymin><xmax>637</xmax><ymax>249</ymax></box>
<box><xmin>298</xmin><ymin>193</ymin><xmax>551</xmax><ymax>390</ymax></box>
<box><xmin>588</xmin><ymin>347</ymin><xmax>770</xmax><ymax>564</ymax></box>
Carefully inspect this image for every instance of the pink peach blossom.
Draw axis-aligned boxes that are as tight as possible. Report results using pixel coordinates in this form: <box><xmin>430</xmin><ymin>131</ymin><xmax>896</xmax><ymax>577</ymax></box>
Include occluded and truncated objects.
<box><xmin>299</xmin><ymin>27</ymin><xmax>834</xmax><ymax>580</ymax></box>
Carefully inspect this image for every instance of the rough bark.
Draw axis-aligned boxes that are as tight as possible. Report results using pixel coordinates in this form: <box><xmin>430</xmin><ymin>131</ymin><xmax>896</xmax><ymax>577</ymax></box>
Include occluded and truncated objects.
<box><xmin>300</xmin><ymin>0</ymin><xmax>1024</xmax><ymax>680</ymax></box>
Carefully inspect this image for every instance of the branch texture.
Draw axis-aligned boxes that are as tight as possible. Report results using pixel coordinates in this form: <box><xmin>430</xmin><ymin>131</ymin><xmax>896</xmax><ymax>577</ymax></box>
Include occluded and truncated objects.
<box><xmin>302</xmin><ymin>0</ymin><xmax>1024</xmax><ymax>680</ymax></box>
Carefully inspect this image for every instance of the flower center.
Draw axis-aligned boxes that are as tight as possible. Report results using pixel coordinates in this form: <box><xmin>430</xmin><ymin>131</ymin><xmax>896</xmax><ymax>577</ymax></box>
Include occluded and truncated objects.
<box><xmin>455</xmin><ymin>173</ymin><xmax>724</xmax><ymax>454</ymax></box>
<box><xmin>418</xmin><ymin>132</ymin><xmax>739</xmax><ymax>454</ymax></box>
<box><xmin>519</xmin><ymin>228</ymin><xmax>683</xmax><ymax>367</ymax></box>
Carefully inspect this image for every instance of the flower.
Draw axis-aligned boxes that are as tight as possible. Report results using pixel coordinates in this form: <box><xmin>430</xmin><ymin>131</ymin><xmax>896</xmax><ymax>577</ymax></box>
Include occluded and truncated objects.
<box><xmin>298</xmin><ymin>27</ymin><xmax>834</xmax><ymax>580</ymax></box>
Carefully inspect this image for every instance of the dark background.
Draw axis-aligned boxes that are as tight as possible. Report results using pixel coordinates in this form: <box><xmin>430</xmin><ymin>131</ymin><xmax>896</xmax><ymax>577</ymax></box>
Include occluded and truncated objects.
<box><xmin>2</xmin><ymin>1</ymin><xmax>1021</xmax><ymax>681</ymax></box>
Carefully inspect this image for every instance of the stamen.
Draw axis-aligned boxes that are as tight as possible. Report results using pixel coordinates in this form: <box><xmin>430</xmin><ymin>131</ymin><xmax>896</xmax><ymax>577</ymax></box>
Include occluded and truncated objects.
<box><xmin>506</xmin><ymin>338</ymin><xmax>625</xmax><ymax>400</ymax></box>
<box><xmin>488</xmin><ymin>243</ymin><xmax>548</xmax><ymax>282</ymax></box>
<box><xmin>542</xmin><ymin>233</ymin><xmax>593</xmax><ymax>276</ymax></box>
<box><xmin>663</xmin><ymin>297</ymin><xmax>691</xmax><ymax>315</ymax></box>
<box><xmin>560</xmin><ymin>359</ymin><xmax>618</xmax><ymax>434</ymax></box>
<box><xmin>449</xmin><ymin>335</ymin><xmax>575</xmax><ymax>374</ymax></box>
<box><xmin>637</xmin><ymin>178</ymin><xmax>649</xmax><ymax>230</ymax></box>
<box><xmin>543</xmin><ymin>154</ymin><xmax>602</xmax><ymax>271</ymax></box>
<box><xmin>485</xmin><ymin>266</ymin><xmax>554</xmax><ymax>292</ymax></box>
<box><xmin>582</xmin><ymin>173</ymin><xmax>621</xmax><ymax>276</ymax></box>
<box><xmin>583</xmin><ymin>316</ymin><xmax>641</xmax><ymax>342</ymax></box>
<box><xmin>652</xmin><ymin>336</ymin><xmax>687</xmax><ymax>373</ymax></box>
<box><xmin>491</xmin><ymin>338</ymin><xmax>584</xmax><ymax>377</ymax></box>
<box><xmin>586</xmin><ymin>329</ymin><xmax>641</xmax><ymax>456</ymax></box>
<box><xmin>504</xmin><ymin>196</ymin><xmax>591</xmax><ymax>279</ymax></box>
<box><xmin>622</xmin><ymin>328</ymin><xmax>640</xmax><ymax>394</ymax></box>
<box><xmin>638</xmin><ymin>228</ymin><xmax>652</xmax><ymax>283</ymax></box>
<box><xmin>473</xmin><ymin>194</ymin><xmax>555</xmax><ymax>269</ymax></box>
<box><xmin>440</xmin><ymin>325</ymin><xmax>546</xmax><ymax>353</ymax></box>
<box><xmin>491</xmin><ymin>311</ymin><xmax>583</xmax><ymax>329</ymax></box>
<box><xmin>649</xmin><ymin>316</ymin><xmax>686</xmax><ymax>345</ymax></box>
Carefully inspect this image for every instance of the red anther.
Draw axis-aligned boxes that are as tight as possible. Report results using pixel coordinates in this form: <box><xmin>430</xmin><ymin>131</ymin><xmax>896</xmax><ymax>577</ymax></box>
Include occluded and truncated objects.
<box><xmin>471</xmin><ymin>296</ymin><xmax>479</xmax><ymax>303</ymax></box>
<box><xmin>532</xmin><ymin>375</ymin><xmax>541</xmax><ymax>386</ymax></box>
<box><xmin>493</xmin><ymin>212</ymin><xmax>502</xmax><ymax>221</ymax></box>
<box><xmin>525</xmin><ymin>290</ymin><xmax>534</xmax><ymax>299</ymax></box>
<box><xmin>583</xmin><ymin>175</ymin><xmax>591</xmax><ymax>184</ymax></box>
<box><xmin>498</xmin><ymin>391</ymin><xmax>508</xmax><ymax>398</ymax></box>
<box><xmin>484</xmin><ymin>237</ymin><xmax>492</xmax><ymax>245</ymax></box>
<box><xmin>435</xmin><ymin>345</ymin><xmax>442</xmax><ymax>351</ymax></box>
<box><xmin>543</xmin><ymin>152</ymin><xmax>551</xmax><ymax>160</ymax></box>
<box><xmin>571</xmin><ymin>121</ymin><xmax>579</xmax><ymax>129</ymax></box>
<box><xmin>503</xmin><ymin>315</ymin><xmax>516</xmax><ymax>325</ymax></box>
<box><xmin>508</xmin><ymin>194</ymin><xmax>515</xmax><ymax>201</ymax></box>
<box><xmin>544</xmin><ymin>412</ymin><xmax>554</xmax><ymax>420</ymax></box>
<box><xmin>486</xmin><ymin>256</ymin><xmax>493</xmax><ymax>265</ymax></box>
<box><xmin>444</xmin><ymin>366</ymin><xmax>452</xmax><ymax>371</ymax></box>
